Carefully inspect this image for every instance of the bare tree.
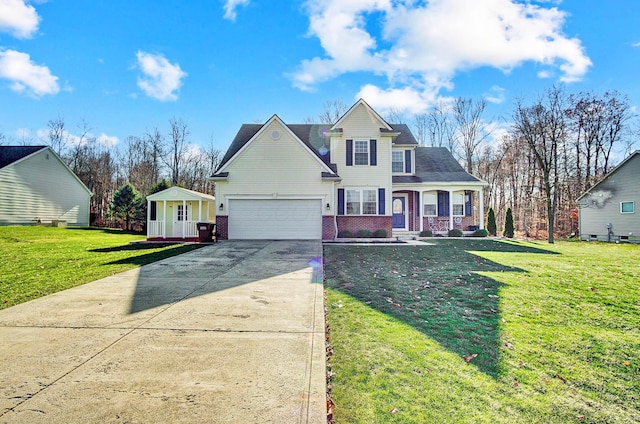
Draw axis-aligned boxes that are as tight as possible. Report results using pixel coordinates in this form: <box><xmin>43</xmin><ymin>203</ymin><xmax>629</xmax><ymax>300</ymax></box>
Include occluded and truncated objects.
<box><xmin>452</xmin><ymin>97</ymin><xmax>489</xmax><ymax>173</ymax></box>
<box><xmin>317</xmin><ymin>100</ymin><xmax>348</xmax><ymax>125</ymax></box>
<box><xmin>166</xmin><ymin>118</ymin><xmax>189</xmax><ymax>185</ymax></box>
<box><xmin>47</xmin><ymin>116</ymin><xmax>67</xmax><ymax>155</ymax></box>
<box><xmin>512</xmin><ymin>86</ymin><xmax>567</xmax><ymax>243</ymax></box>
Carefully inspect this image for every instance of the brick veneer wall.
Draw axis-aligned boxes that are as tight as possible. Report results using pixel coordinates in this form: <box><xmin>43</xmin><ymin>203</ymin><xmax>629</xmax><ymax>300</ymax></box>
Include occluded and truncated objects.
<box><xmin>216</xmin><ymin>216</ymin><xmax>228</xmax><ymax>240</ymax></box>
<box><xmin>322</xmin><ymin>216</ymin><xmax>335</xmax><ymax>240</ymax></box>
<box><xmin>336</xmin><ymin>216</ymin><xmax>393</xmax><ymax>237</ymax></box>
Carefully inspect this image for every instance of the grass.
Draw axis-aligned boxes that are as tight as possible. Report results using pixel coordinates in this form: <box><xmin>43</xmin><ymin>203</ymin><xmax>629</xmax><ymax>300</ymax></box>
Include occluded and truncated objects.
<box><xmin>0</xmin><ymin>226</ymin><xmax>204</xmax><ymax>309</ymax></box>
<box><xmin>324</xmin><ymin>239</ymin><xmax>640</xmax><ymax>423</ymax></box>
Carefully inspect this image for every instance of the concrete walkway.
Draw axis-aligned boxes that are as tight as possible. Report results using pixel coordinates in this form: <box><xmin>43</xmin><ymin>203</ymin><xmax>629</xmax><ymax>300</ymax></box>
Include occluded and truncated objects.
<box><xmin>0</xmin><ymin>241</ymin><xmax>326</xmax><ymax>423</ymax></box>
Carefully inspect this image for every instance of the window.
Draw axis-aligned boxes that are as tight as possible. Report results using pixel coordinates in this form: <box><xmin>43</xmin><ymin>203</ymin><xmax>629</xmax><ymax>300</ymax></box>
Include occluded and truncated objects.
<box><xmin>354</xmin><ymin>141</ymin><xmax>369</xmax><ymax>165</ymax></box>
<box><xmin>346</xmin><ymin>189</ymin><xmax>377</xmax><ymax>215</ymax></box>
<box><xmin>621</xmin><ymin>201</ymin><xmax>635</xmax><ymax>213</ymax></box>
<box><xmin>392</xmin><ymin>151</ymin><xmax>404</xmax><ymax>173</ymax></box>
<box><xmin>423</xmin><ymin>192</ymin><xmax>437</xmax><ymax>216</ymax></box>
<box><xmin>452</xmin><ymin>192</ymin><xmax>464</xmax><ymax>216</ymax></box>
<box><xmin>177</xmin><ymin>204</ymin><xmax>185</xmax><ymax>221</ymax></box>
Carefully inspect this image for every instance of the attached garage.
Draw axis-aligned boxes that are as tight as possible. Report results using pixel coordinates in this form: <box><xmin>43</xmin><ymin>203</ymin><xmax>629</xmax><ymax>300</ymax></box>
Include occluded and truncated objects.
<box><xmin>228</xmin><ymin>199</ymin><xmax>322</xmax><ymax>240</ymax></box>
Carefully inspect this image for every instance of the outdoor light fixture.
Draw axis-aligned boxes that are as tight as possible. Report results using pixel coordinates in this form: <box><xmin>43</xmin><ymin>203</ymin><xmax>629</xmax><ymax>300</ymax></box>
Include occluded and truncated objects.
<box><xmin>326</xmin><ymin>203</ymin><xmax>330</xmax><ymax>210</ymax></box>
<box><xmin>219</xmin><ymin>203</ymin><xmax>224</xmax><ymax>210</ymax></box>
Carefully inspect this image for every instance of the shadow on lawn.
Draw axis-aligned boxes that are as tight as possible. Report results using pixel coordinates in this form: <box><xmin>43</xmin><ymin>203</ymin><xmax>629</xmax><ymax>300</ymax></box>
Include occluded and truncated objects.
<box><xmin>324</xmin><ymin>239</ymin><xmax>557</xmax><ymax>377</ymax></box>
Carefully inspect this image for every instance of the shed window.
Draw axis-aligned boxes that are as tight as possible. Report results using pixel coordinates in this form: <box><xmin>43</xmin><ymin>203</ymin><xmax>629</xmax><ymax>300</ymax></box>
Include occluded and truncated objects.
<box><xmin>620</xmin><ymin>201</ymin><xmax>635</xmax><ymax>214</ymax></box>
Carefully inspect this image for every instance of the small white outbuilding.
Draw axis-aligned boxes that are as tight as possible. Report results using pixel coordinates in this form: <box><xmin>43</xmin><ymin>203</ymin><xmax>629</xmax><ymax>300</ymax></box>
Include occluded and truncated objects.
<box><xmin>146</xmin><ymin>186</ymin><xmax>215</xmax><ymax>241</ymax></box>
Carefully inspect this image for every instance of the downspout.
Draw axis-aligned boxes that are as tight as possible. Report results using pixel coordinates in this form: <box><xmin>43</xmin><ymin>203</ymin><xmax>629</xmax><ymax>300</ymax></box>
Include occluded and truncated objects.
<box><xmin>333</xmin><ymin>182</ymin><xmax>338</xmax><ymax>239</ymax></box>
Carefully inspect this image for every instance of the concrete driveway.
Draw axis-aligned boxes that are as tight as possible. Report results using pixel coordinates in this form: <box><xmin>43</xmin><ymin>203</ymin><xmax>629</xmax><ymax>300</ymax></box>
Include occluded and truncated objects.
<box><xmin>0</xmin><ymin>240</ymin><xmax>326</xmax><ymax>423</ymax></box>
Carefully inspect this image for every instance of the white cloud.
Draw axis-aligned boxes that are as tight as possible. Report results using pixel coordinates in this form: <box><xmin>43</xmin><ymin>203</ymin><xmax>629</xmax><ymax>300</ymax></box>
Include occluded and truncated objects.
<box><xmin>135</xmin><ymin>51</ymin><xmax>187</xmax><ymax>101</ymax></box>
<box><xmin>0</xmin><ymin>0</ymin><xmax>40</xmax><ymax>38</ymax></box>
<box><xmin>292</xmin><ymin>0</ymin><xmax>591</xmax><ymax>111</ymax></box>
<box><xmin>35</xmin><ymin>127</ymin><xmax>119</xmax><ymax>148</ymax></box>
<box><xmin>223</xmin><ymin>0</ymin><xmax>249</xmax><ymax>21</ymax></box>
<box><xmin>485</xmin><ymin>85</ymin><xmax>506</xmax><ymax>104</ymax></box>
<box><xmin>96</xmin><ymin>133</ymin><xmax>119</xmax><ymax>148</ymax></box>
<box><xmin>0</xmin><ymin>49</ymin><xmax>59</xmax><ymax>97</ymax></box>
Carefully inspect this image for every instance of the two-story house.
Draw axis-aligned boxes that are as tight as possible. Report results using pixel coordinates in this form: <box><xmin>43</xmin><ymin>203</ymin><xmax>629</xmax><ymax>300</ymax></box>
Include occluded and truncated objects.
<box><xmin>211</xmin><ymin>99</ymin><xmax>487</xmax><ymax>240</ymax></box>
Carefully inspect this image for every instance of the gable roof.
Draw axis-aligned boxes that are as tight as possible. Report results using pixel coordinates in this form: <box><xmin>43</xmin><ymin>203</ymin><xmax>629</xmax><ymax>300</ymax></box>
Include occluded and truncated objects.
<box><xmin>214</xmin><ymin>115</ymin><xmax>337</xmax><ymax>176</ymax></box>
<box><xmin>393</xmin><ymin>147</ymin><xmax>486</xmax><ymax>185</ymax></box>
<box><xmin>146</xmin><ymin>186</ymin><xmax>215</xmax><ymax>202</ymax></box>
<box><xmin>214</xmin><ymin>121</ymin><xmax>417</xmax><ymax>176</ymax></box>
<box><xmin>0</xmin><ymin>145</ymin><xmax>93</xmax><ymax>195</ymax></box>
<box><xmin>576</xmin><ymin>150</ymin><xmax>640</xmax><ymax>201</ymax></box>
<box><xmin>330</xmin><ymin>98</ymin><xmax>393</xmax><ymax>132</ymax></box>
<box><xmin>0</xmin><ymin>145</ymin><xmax>47</xmax><ymax>169</ymax></box>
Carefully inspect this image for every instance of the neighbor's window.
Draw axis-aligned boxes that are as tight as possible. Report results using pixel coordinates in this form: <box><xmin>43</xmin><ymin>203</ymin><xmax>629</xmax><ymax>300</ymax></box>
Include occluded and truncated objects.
<box><xmin>346</xmin><ymin>189</ymin><xmax>377</xmax><ymax>215</ymax></box>
<box><xmin>621</xmin><ymin>201</ymin><xmax>635</xmax><ymax>213</ymax></box>
<box><xmin>354</xmin><ymin>141</ymin><xmax>369</xmax><ymax>165</ymax></box>
<box><xmin>177</xmin><ymin>204</ymin><xmax>185</xmax><ymax>221</ymax></box>
<box><xmin>392</xmin><ymin>151</ymin><xmax>404</xmax><ymax>173</ymax></box>
<box><xmin>452</xmin><ymin>192</ymin><xmax>464</xmax><ymax>216</ymax></box>
<box><xmin>423</xmin><ymin>192</ymin><xmax>437</xmax><ymax>216</ymax></box>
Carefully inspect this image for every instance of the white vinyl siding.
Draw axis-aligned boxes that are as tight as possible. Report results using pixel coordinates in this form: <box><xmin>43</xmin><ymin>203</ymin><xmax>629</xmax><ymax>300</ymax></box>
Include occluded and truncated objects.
<box><xmin>0</xmin><ymin>148</ymin><xmax>91</xmax><ymax>226</ymax></box>
<box><xmin>216</xmin><ymin>119</ymin><xmax>334</xmax><ymax>216</ymax></box>
<box><xmin>229</xmin><ymin>199</ymin><xmax>321</xmax><ymax>239</ymax></box>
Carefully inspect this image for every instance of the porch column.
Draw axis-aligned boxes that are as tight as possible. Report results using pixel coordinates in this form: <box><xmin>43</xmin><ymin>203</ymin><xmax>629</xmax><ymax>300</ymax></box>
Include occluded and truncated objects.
<box><xmin>449</xmin><ymin>190</ymin><xmax>454</xmax><ymax>230</ymax></box>
<box><xmin>146</xmin><ymin>199</ymin><xmax>151</xmax><ymax>238</ymax></box>
<box><xmin>163</xmin><ymin>201</ymin><xmax>167</xmax><ymax>239</ymax></box>
<box><xmin>479</xmin><ymin>188</ymin><xmax>485</xmax><ymax>230</ymax></box>
<box><xmin>182</xmin><ymin>200</ymin><xmax>187</xmax><ymax>239</ymax></box>
<box><xmin>418</xmin><ymin>191</ymin><xmax>424</xmax><ymax>232</ymax></box>
<box><xmin>198</xmin><ymin>199</ymin><xmax>203</xmax><ymax>222</ymax></box>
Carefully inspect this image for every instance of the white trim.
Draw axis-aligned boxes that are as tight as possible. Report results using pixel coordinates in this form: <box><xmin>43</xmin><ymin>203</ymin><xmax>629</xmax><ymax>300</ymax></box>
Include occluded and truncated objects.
<box><xmin>392</xmin><ymin>193</ymin><xmax>409</xmax><ymax>230</ymax></box>
<box><xmin>331</xmin><ymin>98</ymin><xmax>393</xmax><ymax>132</ymax></box>
<box><xmin>217</xmin><ymin>114</ymin><xmax>337</xmax><ymax>175</ymax></box>
<box><xmin>620</xmin><ymin>201</ymin><xmax>635</xmax><ymax>214</ymax></box>
<box><xmin>345</xmin><ymin>188</ymin><xmax>378</xmax><ymax>216</ymax></box>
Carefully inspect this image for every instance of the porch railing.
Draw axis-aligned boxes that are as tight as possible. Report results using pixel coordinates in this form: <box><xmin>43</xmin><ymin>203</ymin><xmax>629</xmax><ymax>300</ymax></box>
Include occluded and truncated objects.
<box><xmin>148</xmin><ymin>220</ymin><xmax>165</xmax><ymax>238</ymax></box>
<box><xmin>182</xmin><ymin>220</ymin><xmax>198</xmax><ymax>238</ymax></box>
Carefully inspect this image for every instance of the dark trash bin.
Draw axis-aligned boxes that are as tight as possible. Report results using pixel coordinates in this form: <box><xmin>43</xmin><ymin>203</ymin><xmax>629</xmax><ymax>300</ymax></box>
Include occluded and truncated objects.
<box><xmin>197</xmin><ymin>222</ymin><xmax>214</xmax><ymax>242</ymax></box>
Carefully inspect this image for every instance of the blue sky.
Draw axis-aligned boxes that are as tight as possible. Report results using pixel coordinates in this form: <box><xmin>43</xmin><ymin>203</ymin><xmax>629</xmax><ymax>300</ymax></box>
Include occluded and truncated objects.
<box><xmin>1</xmin><ymin>0</ymin><xmax>639</xmax><ymax>155</ymax></box>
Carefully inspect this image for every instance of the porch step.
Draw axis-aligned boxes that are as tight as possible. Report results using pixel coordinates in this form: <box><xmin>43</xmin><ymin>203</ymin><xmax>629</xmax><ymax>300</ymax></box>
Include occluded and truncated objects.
<box><xmin>392</xmin><ymin>231</ymin><xmax>421</xmax><ymax>241</ymax></box>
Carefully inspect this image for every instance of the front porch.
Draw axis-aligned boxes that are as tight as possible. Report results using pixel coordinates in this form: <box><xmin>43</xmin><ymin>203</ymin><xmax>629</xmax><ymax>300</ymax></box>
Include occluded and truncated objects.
<box><xmin>146</xmin><ymin>187</ymin><xmax>216</xmax><ymax>241</ymax></box>
<box><xmin>391</xmin><ymin>187</ymin><xmax>485</xmax><ymax>236</ymax></box>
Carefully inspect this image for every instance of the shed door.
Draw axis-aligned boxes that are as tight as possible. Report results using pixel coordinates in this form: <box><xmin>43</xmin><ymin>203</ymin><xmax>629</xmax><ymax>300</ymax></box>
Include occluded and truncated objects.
<box><xmin>229</xmin><ymin>199</ymin><xmax>321</xmax><ymax>240</ymax></box>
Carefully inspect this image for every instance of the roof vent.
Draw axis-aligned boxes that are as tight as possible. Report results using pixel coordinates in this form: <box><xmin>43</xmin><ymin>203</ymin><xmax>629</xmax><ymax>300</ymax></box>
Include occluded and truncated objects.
<box><xmin>270</xmin><ymin>130</ymin><xmax>281</xmax><ymax>140</ymax></box>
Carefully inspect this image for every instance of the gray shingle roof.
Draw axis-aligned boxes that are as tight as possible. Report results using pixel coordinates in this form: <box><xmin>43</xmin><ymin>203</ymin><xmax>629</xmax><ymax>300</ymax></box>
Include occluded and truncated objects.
<box><xmin>0</xmin><ymin>146</ymin><xmax>46</xmax><ymax>169</ymax></box>
<box><xmin>394</xmin><ymin>147</ymin><xmax>482</xmax><ymax>183</ymax></box>
<box><xmin>214</xmin><ymin>122</ymin><xmax>417</xmax><ymax>175</ymax></box>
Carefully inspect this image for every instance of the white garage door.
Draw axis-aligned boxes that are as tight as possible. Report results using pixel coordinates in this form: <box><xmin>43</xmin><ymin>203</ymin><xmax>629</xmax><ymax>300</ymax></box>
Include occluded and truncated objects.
<box><xmin>229</xmin><ymin>199</ymin><xmax>322</xmax><ymax>240</ymax></box>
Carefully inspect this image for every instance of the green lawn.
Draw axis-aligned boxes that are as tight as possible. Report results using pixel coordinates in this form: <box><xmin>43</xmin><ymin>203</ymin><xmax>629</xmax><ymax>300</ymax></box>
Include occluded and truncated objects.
<box><xmin>0</xmin><ymin>226</ymin><xmax>204</xmax><ymax>309</ymax></box>
<box><xmin>324</xmin><ymin>240</ymin><xmax>640</xmax><ymax>423</ymax></box>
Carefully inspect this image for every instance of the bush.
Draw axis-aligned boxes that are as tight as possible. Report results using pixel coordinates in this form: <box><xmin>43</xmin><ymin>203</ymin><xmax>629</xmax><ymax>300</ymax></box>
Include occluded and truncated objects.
<box><xmin>419</xmin><ymin>230</ymin><xmax>433</xmax><ymax>237</ymax></box>
<box><xmin>487</xmin><ymin>207</ymin><xmax>497</xmax><ymax>236</ymax></box>
<box><xmin>357</xmin><ymin>229</ymin><xmax>373</xmax><ymax>238</ymax></box>
<box><xmin>472</xmin><ymin>228</ymin><xmax>489</xmax><ymax>237</ymax></box>
<box><xmin>373</xmin><ymin>229</ymin><xmax>387</xmax><ymax>238</ymax></box>
<box><xmin>448</xmin><ymin>228</ymin><xmax>463</xmax><ymax>237</ymax></box>
<box><xmin>338</xmin><ymin>230</ymin><xmax>354</xmax><ymax>238</ymax></box>
<box><xmin>503</xmin><ymin>207</ymin><xmax>515</xmax><ymax>238</ymax></box>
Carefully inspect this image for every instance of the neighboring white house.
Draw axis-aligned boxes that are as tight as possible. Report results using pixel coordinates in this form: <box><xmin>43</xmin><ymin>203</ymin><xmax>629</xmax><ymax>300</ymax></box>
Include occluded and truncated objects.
<box><xmin>210</xmin><ymin>99</ymin><xmax>487</xmax><ymax>240</ymax></box>
<box><xmin>0</xmin><ymin>146</ymin><xmax>92</xmax><ymax>226</ymax></box>
<box><xmin>577</xmin><ymin>150</ymin><xmax>640</xmax><ymax>242</ymax></box>
<box><xmin>146</xmin><ymin>186</ymin><xmax>215</xmax><ymax>241</ymax></box>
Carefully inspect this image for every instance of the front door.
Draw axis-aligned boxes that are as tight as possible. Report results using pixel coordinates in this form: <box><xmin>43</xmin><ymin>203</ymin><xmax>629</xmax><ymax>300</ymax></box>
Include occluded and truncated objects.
<box><xmin>173</xmin><ymin>204</ymin><xmax>190</xmax><ymax>237</ymax></box>
<box><xmin>392</xmin><ymin>196</ymin><xmax>406</xmax><ymax>229</ymax></box>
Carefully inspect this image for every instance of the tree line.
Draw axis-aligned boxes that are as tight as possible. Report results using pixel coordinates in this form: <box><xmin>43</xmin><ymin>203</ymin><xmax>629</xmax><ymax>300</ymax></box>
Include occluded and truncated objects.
<box><xmin>310</xmin><ymin>88</ymin><xmax>637</xmax><ymax>243</ymax></box>
<box><xmin>2</xmin><ymin>87</ymin><xmax>636</xmax><ymax>240</ymax></box>
<box><xmin>2</xmin><ymin>117</ymin><xmax>222</xmax><ymax>229</ymax></box>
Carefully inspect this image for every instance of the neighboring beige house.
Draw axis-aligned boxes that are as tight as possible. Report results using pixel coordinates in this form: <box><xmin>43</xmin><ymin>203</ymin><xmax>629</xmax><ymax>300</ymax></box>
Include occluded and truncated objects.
<box><xmin>146</xmin><ymin>186</ymin><xmax>215</xmax><ymax>241</ymax></box>
<box><xmin>0</xmin><ymin>146</ymin><xmax>92</xmax><ymax>226</ymax></box>
<box><xmin>577</xmin><ymin>150</ymin><xmax>640</xmax><ymax>242</ymax></box>
<box><xmin>211</xmin><ymin>99</ymin><xmax>487</xmax><ymax>240</ymax></box>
